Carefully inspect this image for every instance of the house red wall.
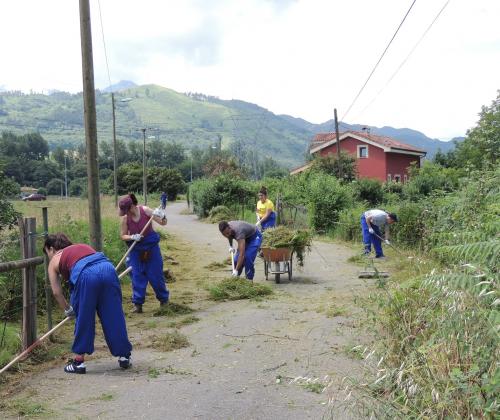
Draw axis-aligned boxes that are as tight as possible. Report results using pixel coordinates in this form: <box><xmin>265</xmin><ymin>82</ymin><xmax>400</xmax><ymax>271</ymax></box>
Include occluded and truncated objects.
<box><xmin>318</xmin><ymin>136</ymin><xmax>386</xmax><ymax>181</ymax></box>
<box><xmin>385</xmin><ymin>153</ymin><xmax>420</xmax><ymax>182</ymax></box>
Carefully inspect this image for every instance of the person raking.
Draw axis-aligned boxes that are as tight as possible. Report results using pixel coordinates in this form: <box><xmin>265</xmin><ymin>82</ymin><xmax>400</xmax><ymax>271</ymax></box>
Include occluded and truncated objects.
<box><xmin>119</xmin><ymin>193</ymin><xmax>169</xmax><ymax>313</ymax></box>
<box><xmin>44</xmin><ymin>233</ymin><xmax>132</xmax><ymax>374</ymax></box>
<box><xmin>219</xmin><ymin>220</ymin><xmax>262</xmax><ymax>281</ymax></box>
<box><xmin>361</xmin><ymin>209</ymin><xmax>398</xmax><ymax>258</ymax></box>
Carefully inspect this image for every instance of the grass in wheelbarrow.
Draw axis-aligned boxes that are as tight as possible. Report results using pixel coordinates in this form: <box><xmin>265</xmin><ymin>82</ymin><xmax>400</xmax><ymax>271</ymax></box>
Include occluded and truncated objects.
<box><xmin>208</xmin><ymin>278</ymin><xmax>273</xmax><ymax>301</ymax></box>
<box><xmin>262</xmin><ymin>226</ymin><xmax>312</xmax><ymax>266</ymax></box>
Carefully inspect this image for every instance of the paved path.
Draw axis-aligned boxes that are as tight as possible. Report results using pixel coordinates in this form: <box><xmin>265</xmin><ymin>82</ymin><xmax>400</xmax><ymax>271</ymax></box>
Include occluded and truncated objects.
<box><xmin>2</xmin><ymin>202</ymin><xmax>371</xmax><ymax>420</ymax></box>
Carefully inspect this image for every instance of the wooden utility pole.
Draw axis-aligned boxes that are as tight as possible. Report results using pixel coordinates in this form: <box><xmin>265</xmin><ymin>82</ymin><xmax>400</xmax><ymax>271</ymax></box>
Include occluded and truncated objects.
<box><xmin>142</xmin><ymin>128</ymin><xmax>147</xmax><ymax>205</ymax></box>
<box><xmin>20</xmin><ymin>217</ymin><xmax>37</xmax><ymax>349</ymax></box>
<box><xmin>79</xmin><ymin>0</ymin><xmax>102</xmax><ymax>250</ymax></box>
<box><xmin>334</xmin><ymin>108</ymin><xmax>343</xmax><ymax>180</ymax></box>
<box><xmin>112</xmin><ymin>93</ymin><xmax>118</xmax><ymax>207</ymax></box>
<box><xmin>42</xmin><ymin>207</ymin><xmax>53</xmax><ymax>336</ymax></box>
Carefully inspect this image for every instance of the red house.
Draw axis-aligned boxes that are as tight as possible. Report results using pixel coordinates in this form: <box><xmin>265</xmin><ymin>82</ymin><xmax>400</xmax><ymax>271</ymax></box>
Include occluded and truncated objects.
<box><xmin>308</xmin><ymin>130</ymin><xmax>426</xmax><ymax>183</ymax></box>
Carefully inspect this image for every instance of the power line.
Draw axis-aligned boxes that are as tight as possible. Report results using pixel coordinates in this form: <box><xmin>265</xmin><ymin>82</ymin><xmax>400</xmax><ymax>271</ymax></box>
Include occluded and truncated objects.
<box><xmin>355</xmin><ymin>0</ymin><xmax>451</xmax><ymax>119</ymax></box>
<box><xmin>341</xmin><ymin>0</ymin><xmax>418</xmax><ymax>122</ymax></box>
<box><xmin>96</xmin><ymin>0</ymin><xmax>113</xmax><ymax>89</ymax></box>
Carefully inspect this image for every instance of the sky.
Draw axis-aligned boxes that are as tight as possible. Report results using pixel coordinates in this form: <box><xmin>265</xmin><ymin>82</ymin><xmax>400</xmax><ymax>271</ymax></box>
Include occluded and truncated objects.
<box><xmin>0</xmin><ymin>0</ymin><xmax>499</xmax><ymax>140</ymax></box>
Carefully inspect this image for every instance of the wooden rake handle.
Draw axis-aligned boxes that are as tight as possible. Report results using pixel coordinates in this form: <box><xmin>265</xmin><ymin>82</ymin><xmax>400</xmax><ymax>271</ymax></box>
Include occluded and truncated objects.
<box><xmin>115</xmin><ymin>215</ymin><xmax>155</xmax><ymax>271</ymax></box>
<box><xmin>0</xmin><ymin>267</ymin><xmax>132</xmax><ymax>375</ymax></box>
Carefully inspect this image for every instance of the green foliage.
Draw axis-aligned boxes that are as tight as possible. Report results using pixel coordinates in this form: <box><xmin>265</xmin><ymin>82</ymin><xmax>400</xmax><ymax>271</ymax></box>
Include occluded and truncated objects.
<box><xmin>148</xmin><ymin>167</ymin><xmax>186</xmax><ymax>200</ymax></box>
<box><xmin>46</xmin><ymin>178</ymin><xmax>64</xmax><ymax>195</ymax></box>
<box><xmin>403</xmin><ymin>161</ymin><xmax>460</xmax><ymax>200</ymax></box>
<box><xmin>453</xmin><ymin>91</ymin><xmax>500</xmax><ymax>170</ymax></box>
<box><xmin>68</xmin><ymin>177</ymin><xmax>87</xmax><ymax>197</ymax></box>
<box><xmin>190</xmin><ymin>175</ymin><xmax>255</xmax><ymax>217</ymax></box>
<box><xmin>334</xmin><ymin>204</ymin><xmax>367</xmax><ymax>242</ymax></box>
<box><xmin>208</xmin><ymin>278</ymin><xmax>273</xmax><ymax>301</ymax></box>
<box><xmin>305</xmin><ymin>172</ymin><xmax>354</xmax><ymax>232</ymax></box>
<box><xmin>0</xmin><ymin>170</ymin><xmax>20</xmax><ymax>231</ymax></box>
<box><xmin>261</xmin><ymin>225</ymin><xmax>312</xmax><ymax>266</ymax></box>
<box><xmin>310</xmin><ymin>151</ymin><xmax>357</xmax><ymax>181</ymax></box>
<box><xmin>352</xmin><ymin>178</ymin><xmax>384</xmax><ymax>206</ymax></box>
<box><xmin>208</xmin><ymin>205</ymin><xmax>234</xmax><ymax>223</ymax></box>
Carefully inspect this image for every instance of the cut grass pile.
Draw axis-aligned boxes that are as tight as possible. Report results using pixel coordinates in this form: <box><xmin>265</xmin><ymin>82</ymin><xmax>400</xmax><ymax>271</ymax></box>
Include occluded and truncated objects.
<box><xmin>204</xmin><ymin>261</ymin><xmax>227</xmax><ymax>271</ymax></box>
<box><xmin>262</xmin><ymin>226</ymin><xmax>312</xmax><ymax>266</ymax></box>
<box><xmin>208</xmin><ymin>205</ymin><xmax>233</xmax><ymax>223</ymax></box>
<box><xmin>153</xmin><ymin>302</ymin><xmax>194</xmax><ymax>317</ymax></box>
<box><xmin>208</xmin><ymin>278</ymin><xmax>273</xmax><ymax>301</ymax></box>
<box><xmin>151</xmin><ymin>331</ymin><xmax>190</xmax><ymax>352</ymax></box>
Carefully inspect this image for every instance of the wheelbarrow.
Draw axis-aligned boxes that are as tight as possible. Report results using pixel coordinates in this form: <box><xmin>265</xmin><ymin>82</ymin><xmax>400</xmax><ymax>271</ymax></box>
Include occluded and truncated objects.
<box><xmin>262</xmin><ymin>247</ymin><xmax>293</xmax><ymax>284</ymax></box>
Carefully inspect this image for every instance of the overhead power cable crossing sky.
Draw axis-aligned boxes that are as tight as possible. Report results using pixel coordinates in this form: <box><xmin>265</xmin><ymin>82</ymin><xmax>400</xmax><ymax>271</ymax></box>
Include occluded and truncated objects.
<box><xmin>340</xmin><ymin>0</ymin><xmax>418</xmax><ymax>123</ymax></box>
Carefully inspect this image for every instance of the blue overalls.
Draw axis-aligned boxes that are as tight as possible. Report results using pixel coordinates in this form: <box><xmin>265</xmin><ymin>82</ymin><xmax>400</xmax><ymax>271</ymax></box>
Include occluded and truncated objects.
<box><xmin>69</xmin><ymin>253</ymin><xmax>132</xmax><ymax>357</ymax></box>
<box><xmin>261</xmin><ymin>211</ymin><xmax>276</xmax><ymax>230</ymax></box>
<box><xmin>126</xmin><ymin>231</ymin><xmax>169</xmax><ymax>305</ymax></box>
<box><xmin>234</xmin><ymin>230</ymin><xmax>263</xmax><ymax>280</ymax></box>
<box><xmin>360</xmin><ymin>215</ymin><xmax>384</xmax><ymax>258</ymax></box>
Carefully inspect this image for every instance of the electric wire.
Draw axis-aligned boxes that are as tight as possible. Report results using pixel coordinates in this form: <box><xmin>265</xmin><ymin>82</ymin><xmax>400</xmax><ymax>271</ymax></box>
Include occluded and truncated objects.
<box><xmin>355</xmin><ymin>0</ymin><xmax>451</xmax><ymax>120</ymax></box>
<box><xmin>341</xmin><ymin>0</ymin><xmax>418</xmax><ymax>122</ymax></box>
<box><xmin>96</xmin><ymin>0</ymin><xmax>113</xmax><ymax>90</ymax></box>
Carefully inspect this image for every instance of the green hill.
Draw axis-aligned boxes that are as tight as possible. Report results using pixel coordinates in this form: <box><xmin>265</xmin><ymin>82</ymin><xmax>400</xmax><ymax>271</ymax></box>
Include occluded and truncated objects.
<box><xmin>0</xmin><ymin>84</ymin><xmax>311</xmax><ymax>168</ymax></box>
<box><xmin>0</xmin><ymin>83</ymin><xmax>457</xmax><ymax>167</ymax></box>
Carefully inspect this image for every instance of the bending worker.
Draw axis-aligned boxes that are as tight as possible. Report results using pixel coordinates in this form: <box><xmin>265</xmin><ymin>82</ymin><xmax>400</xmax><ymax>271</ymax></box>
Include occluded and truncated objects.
<box><xmin>119</xmin><ymin>193</ymin><xmax>169</xmax><ymax>313</ymax></box>
<box><xmin>361</xmin><ymin>209</ymin><xmax>398</xmax><ymax>258</ymax></box>
<box><xmin>44</xmin><ymin>233</ymin><xmax>132</xmax><ymax>374</ymax></box>
<box><xmin>255</xmin><ymin>186</ymin><xmax>276</xmax><ymax>231</ymax></box>
<box><xmin>219</xmin><ymin>220</ymin><xmax>262</xmax><ymax>281</ymax></box>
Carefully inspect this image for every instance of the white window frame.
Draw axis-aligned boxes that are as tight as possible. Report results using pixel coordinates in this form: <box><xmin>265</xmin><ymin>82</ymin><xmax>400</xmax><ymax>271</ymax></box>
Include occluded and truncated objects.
<box><xmin>394</xmin><ymin>174</ymin><xmax>401</xmax><ymax>183</ymax></box>
<box><xmin>403</xmin><ymin>174</ymin><xmax>408</xmax><ymax>183</ymax></box>
<box><xmin>387</xmin><ymin>174</ymin><xmax>392</xmax><ymax>182</ymax></box>
<box><xmin>357</xmin><ymin>145</ymin><xmax>369</xmax><ymax>159</ymax></box>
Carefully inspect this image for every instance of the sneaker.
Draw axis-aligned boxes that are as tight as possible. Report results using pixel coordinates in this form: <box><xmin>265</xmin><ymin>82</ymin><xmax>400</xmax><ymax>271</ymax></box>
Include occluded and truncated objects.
<box><xmin>118</xmin><ymin>356</ymin><xmax>132</xmax><ymax>369</ymax></box>
<box><xmin>132</xmin><ymin>304</ymin><xmax>143</xmax><ymax>313</ymax></box>
<box><xmin>160</xmin><ymin>301</ymin><xmax>168</xmax><ymax>307</ymax></box>
<box><xmin>375</xmin><ymin>255</ymin><xmax>385</xmax><ymax>259</ymax></box>
<box><xmin>64</xmin><ymin>359</ymin><xmax>86</xmax><ymax>374</ymax></box>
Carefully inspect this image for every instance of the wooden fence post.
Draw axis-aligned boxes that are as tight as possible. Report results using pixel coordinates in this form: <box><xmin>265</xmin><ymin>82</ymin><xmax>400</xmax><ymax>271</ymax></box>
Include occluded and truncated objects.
<box><xmin>19</xmin><ymin>217</ymin><xmax>37</xmax><ymax>350</ymax></box>
<box><xmin>42</xmin><ymin>207</ymin><xmax>53</xmax><ymax>338</ymax></box>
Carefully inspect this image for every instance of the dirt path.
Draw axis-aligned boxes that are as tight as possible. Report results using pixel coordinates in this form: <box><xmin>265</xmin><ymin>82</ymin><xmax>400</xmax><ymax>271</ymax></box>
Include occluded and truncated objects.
<box><xmin>2</xmin><ymin>202</ymin><xmax>372</xmax><ymax>420</ymax></box>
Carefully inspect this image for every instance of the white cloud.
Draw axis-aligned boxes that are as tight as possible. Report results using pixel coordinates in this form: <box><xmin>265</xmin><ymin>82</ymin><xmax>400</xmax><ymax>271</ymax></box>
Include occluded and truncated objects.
<box><xmin>0</xmin><ymin>0</ymin><xmax>498</xmax><ymax>139</ymax></box>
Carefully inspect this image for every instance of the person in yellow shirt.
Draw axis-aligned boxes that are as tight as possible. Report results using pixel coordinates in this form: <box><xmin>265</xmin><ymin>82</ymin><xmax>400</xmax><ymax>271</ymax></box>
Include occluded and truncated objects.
<box><xmin>255</xmin><ymin>187</ymin><xmax>276</xmax><ymax>231</ymax></box>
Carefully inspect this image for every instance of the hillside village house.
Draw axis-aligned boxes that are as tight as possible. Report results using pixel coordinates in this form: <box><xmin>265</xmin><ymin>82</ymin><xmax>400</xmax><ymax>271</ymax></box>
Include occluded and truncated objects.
<box><xmin>291</xmin><ymin>130</ymin><xmax>426</xmax><ymax>183</ymax></box>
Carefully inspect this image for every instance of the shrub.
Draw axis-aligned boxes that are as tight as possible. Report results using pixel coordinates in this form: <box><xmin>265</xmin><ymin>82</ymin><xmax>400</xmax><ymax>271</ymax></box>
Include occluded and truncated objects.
<box><xmin>46</xmin><ymin>178</ymin><xmax>64</xmax><ymax>195</ymax></box>
<box><xmin>334</xmin><ymin>204</ymin><xmax>367</xmax><ymax>242</ymax></box>
<box><xmin>306</xmin><ymin>173</ymin><xmax>354</xmax><ymax>232</ymax></box>
<box><xmin>208</xmin><ymin>205</ymin><xmax>233</xmax><ymax>223</ymax></box>
<box><xmin>352</xmin><ymin>178</ymin><xmax>384</xmax><ymax>206</ymax></box>
<box><xmin>403</xmin><ymin>161</ymin><xmax>460</xmax><ymax>200</ymax></box>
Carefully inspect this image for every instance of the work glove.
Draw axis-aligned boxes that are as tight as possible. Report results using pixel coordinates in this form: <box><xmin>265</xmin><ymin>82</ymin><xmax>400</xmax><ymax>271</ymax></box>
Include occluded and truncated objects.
<box><xmin>368</xmin><ymin>228</ymin><xmax>374</xmax><ymax>234</ymax></box>
<box><xmin>255</xmin><ymin>220</ymin><xmax>261</xmax><ymax>228</ymax></box>
<box><xmin>64</xmin><ymin>305</ymin><xmax>75</xmax><ymax>318</ymax></box>
<box><xmin>130</xmin><ymin>233</ymin><xmax>143</xmax><ymax>242</ymax></box>
<box><xmin>231</xmin><ymin>269</ymin><xmax>239</xmax><ymax>277</ymax></box>
<box><xmin>229</xmin><ymin>247</ymin><xmax>235</xmax><ymax>254</ymax></box>
<box><xmin>385</xmin><ymin>239</ymin><xmax>391</xmax><ymax>245</ymax></box>
<box><xmin>153</xmin><ymin>208</ymin><xmax>166</xmax><ymax>220</ymax></box>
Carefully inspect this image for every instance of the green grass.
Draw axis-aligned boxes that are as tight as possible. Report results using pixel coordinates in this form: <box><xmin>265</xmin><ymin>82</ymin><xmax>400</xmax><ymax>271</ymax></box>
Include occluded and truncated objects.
<box><xmin>302</xmin><ymin>382</ymin><xmax>325</xmax><ymax>394</ymax></box>
<box><xmin>166</xmin><ymin>315</ymin><xmax>200</xmax><ymax>329</ymax></box>
<box><xmin>0</xmin><ymin>323</ymin><xmax>21</xmax><ymax>369</ymax></box>
<box><xmin>0</xmin><ymin>398</ymin><xmax>51</xmax><ymax>417</ymax></box>
<box><xmin>152</xmin><ymin>302</ymin><xmax>194</xmax><ymax>317</ymax></box>
<box><xmin>208</xmin><ymin>278</ymin><xmax>273</xmax><ymax>301</ymax></box>
<box><xmin>151</xmin><ymin>331</ymin><xmax>190</xmax><ymax>352</ymax></box>
<box><xmin>148</xmin><ymin>367</ymin><xmax>161</xmax><ymax>379</ymax></box>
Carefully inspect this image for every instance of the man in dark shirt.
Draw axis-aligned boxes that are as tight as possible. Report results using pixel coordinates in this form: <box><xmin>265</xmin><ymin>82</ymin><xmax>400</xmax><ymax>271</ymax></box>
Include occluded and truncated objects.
<box><xmin>219</xmin><ymin>220</ymin><xmax>262</xmax><ymax>280</ymax></box>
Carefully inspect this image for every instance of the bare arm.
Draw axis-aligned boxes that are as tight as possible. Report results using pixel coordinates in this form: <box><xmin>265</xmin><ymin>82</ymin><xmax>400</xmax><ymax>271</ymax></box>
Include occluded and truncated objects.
<box><xmin>365</xmin><ymin>215</ymin><xmax>373</xmax><ymax>229</ymax></box>
<box><xmin>234</xmin><ymin>239</ymin><xmax>246</xmax><ymax>271</ymax></box>
<box><xmin>384</xmin><ymin>225</ymin><xmax>390</xmax><ymax>241</ymax></box>
<box><xmin>120</xmin><ymin>216</ymin><xmax>135</xmax><ymax>241</ymax></box>
<box><xmin>143</xmin><ymin>206</ymin><xmax>167</xmax><ymax>226</ymax></box>
<box><xmin>47</xmin><ymin>254</ymin><xmax>70</xmax><ymax>312</ymax></box>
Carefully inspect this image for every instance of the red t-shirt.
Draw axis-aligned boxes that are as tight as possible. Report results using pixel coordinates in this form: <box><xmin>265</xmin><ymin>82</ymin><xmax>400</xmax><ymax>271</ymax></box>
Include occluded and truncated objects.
<box><xmin>59</xmin><ymin>244</ymin><xmax>96</xmax><ymax>281</ymax></box>
<box><xmin>126</xmin><ymin>206</ymin><xmax>153</xmax><ymax>236</ymax></box>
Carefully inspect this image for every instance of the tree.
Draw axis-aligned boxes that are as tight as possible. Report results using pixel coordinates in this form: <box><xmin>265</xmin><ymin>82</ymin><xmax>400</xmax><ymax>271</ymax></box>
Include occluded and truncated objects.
<box><xmin>148</xmin><ymin>168</ymin><xmax>186</xmax><ymax>200</ymax></box>
<box><xmin>310</xmin><ymin>151</ymin><xmax>357</xmax><ymax>181</ymax></box>
<box><xmin>453</xmin><ymin>91</ymin><xmax>500</xmax><ymax>170</ymax></box>
<box><xmin>0</xmin><ymin>168</ymin><xmax>20</xmax><ymax>230</ymax></box>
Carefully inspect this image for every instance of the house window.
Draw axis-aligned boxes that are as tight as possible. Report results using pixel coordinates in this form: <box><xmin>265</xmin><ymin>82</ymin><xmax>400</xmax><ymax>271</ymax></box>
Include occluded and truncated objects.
<box><xmin>387</xmin><ymin>174</ymin><xmax>392</xmax><ymax>182</ymax></box>
<box><xmin>357</xmin><ymin>145</ymin><xmax>368</xmax><ymax>158</ymax></box>
<box><xmin>394</xmin><ymin>174</ymin><xmax>401</xmax><ymax>183</ymax></box>
<box><xmin>403</xmin><ymin>174</ymin><xmax>408</xmax><ymax>183</ymax></box>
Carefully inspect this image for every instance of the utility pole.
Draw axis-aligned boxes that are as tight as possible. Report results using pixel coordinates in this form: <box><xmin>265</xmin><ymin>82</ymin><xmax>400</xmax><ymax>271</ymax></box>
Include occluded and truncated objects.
<box><xmin>112</xmin><ymin>93</ymin><xmax>118</xmax><ymax>207</ymax></box>
<box><xmin>334</xmin><ymin>108</ymin><xmax>343</xmax><ymax>180</ymax></box>
<box><xmin>142</xmin><ymin>128</ymin><xmax>147</xmax><ymax>205</ymax></box>
<box><xmin>64</xmin><ymin>153</ymin><xmax>68</xmax><ymax>199</ymax></box>
<box><xmin>79</xmin><ymin>0</ymin><xmax>102</xmax><ymax>251</ymax></box>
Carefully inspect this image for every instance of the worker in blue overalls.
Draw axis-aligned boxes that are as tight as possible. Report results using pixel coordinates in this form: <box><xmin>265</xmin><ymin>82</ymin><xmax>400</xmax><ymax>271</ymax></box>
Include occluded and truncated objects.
<box><xmin>119</xmin><ymin>194</ymin><xmax>169</xmax><ymax>313</ymax></box>
<box><xmin>361</xmin><ymin>209</ymin><xmax>398</xmax><ymax>258</ymax></box>
<box><xmin>44</xmin><ymin>233</ymin><xmax>132</xmax><ymax>374</ymax></box>
<box><xmin>160</xmin><ymin>191</ymin><xmax>167</xmax><ymax>210</ymax></box>
<box><xmin>255</xmin><ymin>186</ymin><xmax>276</xmax><ymax>231</ymax></box>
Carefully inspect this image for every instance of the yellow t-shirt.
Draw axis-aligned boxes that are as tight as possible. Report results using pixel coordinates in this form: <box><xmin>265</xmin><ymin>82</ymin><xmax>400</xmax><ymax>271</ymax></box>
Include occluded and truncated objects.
<box><xmin>257</xmin><ymin>199</ymin><xmax>274</xmax><ymax>218</ymax></box>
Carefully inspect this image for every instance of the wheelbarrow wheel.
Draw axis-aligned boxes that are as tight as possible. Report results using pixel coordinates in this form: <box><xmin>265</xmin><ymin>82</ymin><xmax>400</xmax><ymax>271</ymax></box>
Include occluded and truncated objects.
<box><xmin>275</xmin><ymin>273</ymin><xmax>280</xmax><ymax>284</ymax></box>
<box><xmin>288</xmin><ymin>258</ymin><xmax>293</xmax><ymax>282</ymax></box>
<box><xmin>264</xmin><ymin>261</ymin><xmax>269</xmax><ymax>280</ymax></box>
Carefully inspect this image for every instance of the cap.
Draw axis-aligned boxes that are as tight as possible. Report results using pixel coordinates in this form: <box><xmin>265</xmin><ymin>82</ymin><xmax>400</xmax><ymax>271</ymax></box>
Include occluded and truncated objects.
<box><xmin>118</xmin><ymin>196</ymin><xmax>133</xmax><ymax>216</ymax></box>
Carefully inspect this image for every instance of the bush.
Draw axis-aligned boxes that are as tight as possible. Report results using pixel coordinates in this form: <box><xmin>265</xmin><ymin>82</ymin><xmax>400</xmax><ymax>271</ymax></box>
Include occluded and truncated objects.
<box><xmin>208</xmin><ymin>205</ymin><xmax>233</xmax><ymax>223</ymax></box>
<box><xmin>37</xmin><ymin>187</ymin><xmax>47</xmax><ymax>196</ymax></box>
<box><xmin>403</xmin><ymin>161</ymin><xmax>460</xmax><ymax>200</ymax></box>
<box><xmin>334</xmin><ymin>204</ymin><xmax>367</xmax><ymax>242</ymax></box>
<box><xmin>352</xmin><ymin>178</ymin><xmax>384</xmax><ymax>206</ymax></box>
<box><xmin>148</xmin><ymin>167</ymin><xmax>186</xmax><ymax>200</ymax></box>
<box><xmin>68</xmin><ymin>177</ymin><xmax>87</xmax><ymax>197</ymax></box>
<box><xmin>306</xmin><ymin>172</ymin><xmax>354</xmax><ymax>232</ymax></box>
<box><xmin>46</xmin><ymin>178</ymin><xmax>64</xmax><ymax>195</ymax></box>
